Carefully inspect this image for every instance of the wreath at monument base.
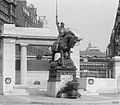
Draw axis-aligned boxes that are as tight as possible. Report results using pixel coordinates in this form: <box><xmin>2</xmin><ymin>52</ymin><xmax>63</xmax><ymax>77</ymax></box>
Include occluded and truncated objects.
<box><xmin>88</xmin><ymin>79</ymin><xmax>94</xmax><ymax>85</ymax></box>
<box><xmin>5</xmin><ymin>77</ymin><xmax>11</xmax><ymax>84</ymax></box>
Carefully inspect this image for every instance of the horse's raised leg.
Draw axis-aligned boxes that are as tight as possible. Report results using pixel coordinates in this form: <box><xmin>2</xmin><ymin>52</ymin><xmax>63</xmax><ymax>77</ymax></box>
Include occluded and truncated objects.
<box><xmin>51</xmin><ymin>51</ymin><xmax>55</xmax><ymax>61</ymax></box>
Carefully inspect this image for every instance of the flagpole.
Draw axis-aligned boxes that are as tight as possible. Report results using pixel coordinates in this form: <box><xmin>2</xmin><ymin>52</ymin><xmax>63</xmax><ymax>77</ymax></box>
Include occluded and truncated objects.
<box><xmin>56</xmin><ymin>0</ymin><xmax>58</xmax><ymax>24</ymax></box>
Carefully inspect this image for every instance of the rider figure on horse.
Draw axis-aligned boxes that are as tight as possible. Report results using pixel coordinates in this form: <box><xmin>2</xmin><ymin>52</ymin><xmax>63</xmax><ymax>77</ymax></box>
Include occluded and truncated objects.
<box><xmin>56</xmin><ymin>17</ymin><xmax>74</xmax><ymax>43</ymax></box>
<box><xmin>56</xmin><ymin>16</ymin><xmax>67</xmax><ymax>42</ymax></box>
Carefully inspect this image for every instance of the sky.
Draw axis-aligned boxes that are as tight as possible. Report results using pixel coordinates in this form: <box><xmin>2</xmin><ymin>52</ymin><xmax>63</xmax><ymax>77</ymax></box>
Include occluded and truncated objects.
<box><xmin>27</xmin><ymin>0</ymin><xmax>118</xmax><ymax>52</ymax></box>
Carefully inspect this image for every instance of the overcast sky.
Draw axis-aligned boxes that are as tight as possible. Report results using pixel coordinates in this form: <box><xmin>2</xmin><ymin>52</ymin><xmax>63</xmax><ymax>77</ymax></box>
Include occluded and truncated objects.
<box><xmin>27</xmin><ymin>0</ymin><xmax>118</xmax><ymax>52</ymax></box>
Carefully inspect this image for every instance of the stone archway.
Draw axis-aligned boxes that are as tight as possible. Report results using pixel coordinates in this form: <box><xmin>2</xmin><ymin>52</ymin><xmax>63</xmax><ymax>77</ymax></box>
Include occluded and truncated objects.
<box><xmin>0</xmin><ymin>24</ymin><xmax>57</xmax><ymax>95</ymax></box>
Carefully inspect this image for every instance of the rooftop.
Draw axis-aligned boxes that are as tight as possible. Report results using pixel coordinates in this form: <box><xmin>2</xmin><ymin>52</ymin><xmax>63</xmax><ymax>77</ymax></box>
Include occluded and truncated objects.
<box><xmin>80</xmin><ymin>42</ymin><xmax>106</xmax><ymax>57</ymax></box>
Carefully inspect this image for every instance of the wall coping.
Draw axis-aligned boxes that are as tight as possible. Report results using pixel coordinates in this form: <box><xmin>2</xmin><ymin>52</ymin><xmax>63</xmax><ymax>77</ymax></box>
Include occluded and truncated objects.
<box><xmin>1</xmin><ymin>24</ymin><xmax>57</xmax><ymax>40</ymax></box>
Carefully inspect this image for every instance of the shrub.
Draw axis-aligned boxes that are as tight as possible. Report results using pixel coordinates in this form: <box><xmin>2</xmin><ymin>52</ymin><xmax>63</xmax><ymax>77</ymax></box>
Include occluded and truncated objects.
<box><xmin>56</xmin><ymin>78</ymin><xmax>81</xmax><ymax>98</ymax></box>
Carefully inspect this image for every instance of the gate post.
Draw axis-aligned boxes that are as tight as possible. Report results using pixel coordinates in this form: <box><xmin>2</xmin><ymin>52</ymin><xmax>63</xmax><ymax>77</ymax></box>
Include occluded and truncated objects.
<box><xmin>71</xmin><ymin>42</ymin><xmax>80</xmax><ymax>78</ymax></box>
<box><xmin>2</xmin><ymin>38</ymin><xmax>15</xmax><ymax>95</ymax></box>
<box><xmin>113</xmin><ymin>56</ymin><xmax>120</xmax><ymax>93</ymax></box>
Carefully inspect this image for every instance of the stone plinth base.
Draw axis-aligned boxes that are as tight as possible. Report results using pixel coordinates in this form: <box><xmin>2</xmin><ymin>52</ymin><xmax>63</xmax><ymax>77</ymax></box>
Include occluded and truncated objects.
<box><xmin>47</xmin><ymin>81</ymin><xmax>60</xmax><ymax>97</ymax></box>
<box><xmin>47</xmin><ymin>67</ymin><xmax>76</xmax><ymax>97</ymax></box>
<box><xmin>47</xmin><ymin>74</ymin><xmax>73</xmax><ymax>97</ymax></box>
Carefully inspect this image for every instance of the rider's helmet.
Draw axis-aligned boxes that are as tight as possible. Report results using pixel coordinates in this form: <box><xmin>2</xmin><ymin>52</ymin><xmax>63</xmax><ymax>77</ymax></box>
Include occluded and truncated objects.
<box><xmin>60</xmin><ymin>22</ymin><xmax>65</xmax><ymax>28</ymax></box>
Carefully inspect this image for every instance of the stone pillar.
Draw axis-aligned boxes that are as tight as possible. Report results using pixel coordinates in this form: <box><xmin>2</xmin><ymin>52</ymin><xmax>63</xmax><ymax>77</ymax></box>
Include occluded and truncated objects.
<box><xmin>20</xmin><ymin>44</ymin><xmax>27</xmax><ymax>86</ymax></box>
<box><xmin>71</xmin><ymin>42</ymin><xmax>80</xmax><ymax>78</ymax></box>
<box><xmin>112</xmin><ymin>56</ymin><xmax>120</xmax><ymax>93</ymax></box>
<box><xmin>2</xmin><ymin>39</ymin><xmax>15</xmax><ymax>94</ymax></box>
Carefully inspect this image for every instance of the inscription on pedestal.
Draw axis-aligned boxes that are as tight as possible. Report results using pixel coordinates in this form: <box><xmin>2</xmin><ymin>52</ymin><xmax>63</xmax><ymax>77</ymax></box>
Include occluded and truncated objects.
<box><xmin>48</xmin><ymin>68</ymin><xmax>76</xmax><ymax>82</ymax></box>
<box><xmin>61</xmin><ymin>75</ymin><xmax>73</xmax><ymax>83</ymax></box>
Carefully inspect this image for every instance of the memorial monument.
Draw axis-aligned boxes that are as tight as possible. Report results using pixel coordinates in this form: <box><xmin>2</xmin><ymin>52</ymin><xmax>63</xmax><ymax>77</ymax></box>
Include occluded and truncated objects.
<box><xmin>47</xmin><ymin>0</ymin><xmax>79</xmax><ymax>97</ymax></box>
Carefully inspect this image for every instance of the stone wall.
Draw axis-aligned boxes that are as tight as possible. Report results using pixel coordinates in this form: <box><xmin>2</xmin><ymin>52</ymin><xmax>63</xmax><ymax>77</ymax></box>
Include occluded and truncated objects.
<box><xmin>16</xmin><ymin>71</ymin><xmax>49</xmax><ymax>89</ymax></box>
<box><xmin>79</xmin><ymin>77</ymin><xmax>117</xmax><ymax>93</ymax></box>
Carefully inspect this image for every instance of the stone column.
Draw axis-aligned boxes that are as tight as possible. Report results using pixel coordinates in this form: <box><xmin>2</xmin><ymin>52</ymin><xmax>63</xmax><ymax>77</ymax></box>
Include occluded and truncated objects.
<box><xmin>20</xmin><ymin>43</ymin><xmax>27</xmax><ymax>86</ymax></box>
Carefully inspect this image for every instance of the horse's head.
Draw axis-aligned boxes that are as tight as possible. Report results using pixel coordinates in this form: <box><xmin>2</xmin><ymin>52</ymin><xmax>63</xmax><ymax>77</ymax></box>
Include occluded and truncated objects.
<box><xmin>69</xmin><ymin>36</ymin><xmax>78</xmax><ymax>48</ymax></box>
<box><xmin>59</xmin><ymin>32</ymin><xmax>78</xmax><ymax>50</ymax></box>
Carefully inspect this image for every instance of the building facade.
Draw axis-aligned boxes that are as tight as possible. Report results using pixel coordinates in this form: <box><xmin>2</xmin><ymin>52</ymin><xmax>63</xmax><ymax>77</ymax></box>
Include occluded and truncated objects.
<box><xmin>38</xmin><ymin>16</ymin><xmax>49</xmax><ymax>28</ymax></box>
<box><xmin>107</xmin><ymin>1</ymin><xmax>120</xmax><ymax>57</ymax></box>
<box><xmin>0</xmin><ymin>0</ymin><xmax>16</xmax><ymax>31</ymax></box>
<box><xmin>80</xmin><ymin>43</ymin><xmax>114</xmax><ymax>78</ymax></box>
<box><xmin>15</xmin><ymin>0</ymin><xmax>43</xmax><ymax>28</ymax></box>
<box><xmin>0</xmin><ymin>0</ymin><xmax>46</xmax><ymax>30</ymax></box>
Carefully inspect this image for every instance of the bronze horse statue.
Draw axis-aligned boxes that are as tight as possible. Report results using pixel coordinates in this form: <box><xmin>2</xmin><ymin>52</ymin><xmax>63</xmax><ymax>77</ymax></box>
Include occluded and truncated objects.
<box><xmin>51</xmin><ymin>32</ymin><xmax>78</xmax><ymax>66</ymax></box>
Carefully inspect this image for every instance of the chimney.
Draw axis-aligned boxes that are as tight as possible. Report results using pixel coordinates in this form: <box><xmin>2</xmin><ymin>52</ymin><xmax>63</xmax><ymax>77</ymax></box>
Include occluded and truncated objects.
<box><xmin>18</xmin><ymin>0</ymin><xmax>27</xmax><ymax>6</ymax></box>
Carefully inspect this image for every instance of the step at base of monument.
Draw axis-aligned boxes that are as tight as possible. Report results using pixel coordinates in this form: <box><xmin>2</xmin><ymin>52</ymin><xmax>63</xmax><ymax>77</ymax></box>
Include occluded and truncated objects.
<box><xmin>13</xmin><ymin>85</ymin><xmax>28</xmax><ymax>89</ymax></box>
<box><xmin>78</xmin><ymin>89</ymin><xmax>99</xmax><ymax>96</ymax></box>
<box><xmin>4</xmin><ymin>85</ymin><xmax>29</xmax><ymax>95</ymax></box>
<box><xmin>28</xmin><ymin>88</ymin><xmax>47</xmax><ymax>95</ymax></box>
<box><xmin>4</xmin><ymin>90</ymin><xmax>29</xmax><ymax>95</ymax></box>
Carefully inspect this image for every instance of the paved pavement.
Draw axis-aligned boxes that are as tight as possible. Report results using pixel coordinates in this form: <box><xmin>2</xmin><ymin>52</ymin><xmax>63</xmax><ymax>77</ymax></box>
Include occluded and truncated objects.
<box><xmin>0</xmin><ymin>93</ymin><xmax>119</xmax><ymax>105</ymax></box>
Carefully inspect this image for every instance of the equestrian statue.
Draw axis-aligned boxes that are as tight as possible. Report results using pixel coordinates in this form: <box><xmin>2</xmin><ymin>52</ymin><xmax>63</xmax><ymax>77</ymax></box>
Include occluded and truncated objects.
<box><xmin>50</xmin><ymin>15</ymin><xmax>78</xmax><ymax>69</ymax></box>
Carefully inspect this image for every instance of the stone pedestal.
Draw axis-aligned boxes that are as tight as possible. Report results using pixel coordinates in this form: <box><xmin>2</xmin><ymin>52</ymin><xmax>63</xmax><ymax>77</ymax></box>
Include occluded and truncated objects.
<box><xmin>47</xmin><ymin>68</ymin><xmax>76</xmax><ymax>97</ymax></box>
<box><xmin>112</xmin><ymin>56</ymin><xmax>120</xmax><ymax>93</ymax></box>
